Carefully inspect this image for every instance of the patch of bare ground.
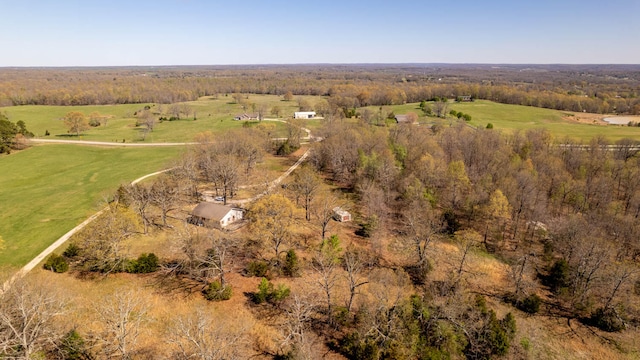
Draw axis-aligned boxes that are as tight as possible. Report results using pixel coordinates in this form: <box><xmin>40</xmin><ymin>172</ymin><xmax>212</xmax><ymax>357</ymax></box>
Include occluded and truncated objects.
<box><xmin>563</xmin><ymin>112</ymin><xmax>607</xmax><ymax>125</ymax></box>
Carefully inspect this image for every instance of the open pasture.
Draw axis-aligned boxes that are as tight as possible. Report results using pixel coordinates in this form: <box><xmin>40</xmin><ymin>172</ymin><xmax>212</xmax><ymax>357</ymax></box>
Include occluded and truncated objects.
<box><xmin>0</xmin><ymin>144</ymin><xmax>181</xmax><ymax>267</ymax></box>
<box><xmin>374</xmin><ymin>100</ymin><xmax>640</xmax><ymax>142</ymax></box>
<box><xmin>1</xmin><ymin>94</ymin><xmax>318</xmax><ymax>143</ymax></box>
<box><xmin>448</xmin><ymin>100</ymin><xmax>640</xmax><ymax>141</ymax></box>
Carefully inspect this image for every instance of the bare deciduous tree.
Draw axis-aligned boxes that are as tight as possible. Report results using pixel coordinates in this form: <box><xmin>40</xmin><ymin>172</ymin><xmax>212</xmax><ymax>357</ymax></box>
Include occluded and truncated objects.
<box><xmin>402</xmin><ymin>199</ymin><xmax>441</xmax><ymax>271</ymax></box>
<box><xmin>95</xmin><ymin>289</ymin><xmax>148</xmax><ymax>360</ymax></box>
<box><xmin>286</xmin><ymin>118</ymin><xmax>305</xmax><ymax>148</ymax></box>
<box><xmin>0</xmin><ymin>278</ymin><xmax>66</xmax><ymax>359</ymax></box>
<box><xmin>343</xmin><ymin>249</ymin><xmax>368</xmax><ymax>313</ymax></box>
<box><xmin>289</xmin><ymin>166</ymin><xmax>321</xmax><ymax>221</ymax></box>
<box><xmin>168</xmin><ymin>307</ymin><xmax>252</xmax><ymax>360</ymax></box>
<box><xmin>78</xmin><ymin>203</ymin><xmax>139</xmax><ymax>273</ymax></box>
<box><xmin>249</xmin><ymin>194</ymin><xmax>298</xmax><ymax>261</ymax></box>
<box><xmin>126</xmin><ymin>183</ymin><xmax>153</xmax><ymax>234</ymax></box>
<box><xmin>313</xmin><ymin>190</ymin><xmax>341</xmax><ymax>240</ymax></box>
<box><xmin>150</xmin><ymin>174</ymin><xmax>180</xmax><ymax>227</ymax></box>
<box><xmin>204</xmin><ymin>153</ymin><xmax>240</xmax><ymax>204</ymax></box>
<box><xmin>281</xmin><ymin>295</ymin><xmax>317</xmax><ymax>359</ymax></box>
<box><xmin>312</xmin><ymin>236</ymin><xmax>341</xmax><ymax>324</ymax></box>
<box><xmin>199</xmin><ymin>232</ymin><xmax>239</xmax><ymax>287</ymax></box>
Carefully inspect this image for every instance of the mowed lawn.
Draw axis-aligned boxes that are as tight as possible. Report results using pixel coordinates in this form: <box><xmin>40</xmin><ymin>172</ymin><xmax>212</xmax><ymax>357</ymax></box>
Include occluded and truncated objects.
<box><xmin>0</xmin><ymin>144</ymin><xmax>181</xmax><ymax>268</ymax></box>
<box><xmin>2</xmin><ymin>95</ymin><xmax>310</xmax><ymax>143</ymax></box>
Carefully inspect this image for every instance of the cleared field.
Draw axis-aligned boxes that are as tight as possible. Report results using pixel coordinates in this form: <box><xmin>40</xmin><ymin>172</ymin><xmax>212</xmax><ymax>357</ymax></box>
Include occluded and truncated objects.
<box><xmin>375</xmin><ymin>100</ymin><xmax>640</xmax><ymax>141</ymax></box>
<box><xmin>1</xmin><ymin>94</ymin><xmax>316</xmax><ymax>143</ymax></box>
<box><xmin>449</xmin><ymin>100</ymin><xmax>640</xmax><ymax>141</ymax></box>
<box><xmin>0</xmin><ymin>144</ymin><xmax>181</xmax><ymax>268</ymax></box>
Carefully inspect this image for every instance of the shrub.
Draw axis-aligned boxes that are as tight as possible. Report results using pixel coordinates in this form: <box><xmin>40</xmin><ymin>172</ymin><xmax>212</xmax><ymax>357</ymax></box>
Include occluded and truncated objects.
<box><xmin>282</xmin><ymin>249</ymin><xmax>300</xmax><ymax>277</ymax></box>
<box><xmin>203</xmin><ymin>280</ymin><xmax>233</xmax><ymax>301</ymax></box>
<box><xmin>43</xmin><ymin>254</ymin><xmax>69</xmax><ymax>273</ymax></box>
<box><xmin>88</xmin><ymin>118</ymin><xmax>101</xmax><ymax>127</ymax></box>
<box><xmin>337</xmin><ymin>332</ymin><xmax>379</xmax><ymax>360</ymax></box>
<box><xmin>254</xmin><ymin>278</ymin><xmax>270</xmax><ymax>304</ymax></box>
<box><xmin>56</xmin><ymin>329</ymin><xmax>89</xmax><ymax>360</ymax></box>
<box><xmin>587</xmin><ymin>307</ymin><xmax>625</xmax><ymax>332</ymax></box>
<box><xmin>517</xmin><ymin>293</ymin><xmax>542</xmax><ymax>314</ymax></box>
<box><xmin>246</xmin><ymin>260</ymin><xmax>269</xmax><ymax>277</ymax></box>
<box><xmin>443</xmin><ymin>210</ymin><xmax>461</xmax><ymax>235</ymax></box>
<box><xmin>63</xmin><ymin>243</ymin><xmax>81</xmax><ymax>258</ymax></box>
<box><xmin>254</xmin><ymin>278</ymin><xmax>290</xmax><ymax>305</ymax></box>
<box><xmin>466</xmin><ymin>309</ymin><xmax>516</xmax><ymax>358</ymax></box>
<box><xmin>276</xmin><ymin>140</ymin><xmax>298</xmax><ymax>156</ymax></box>
<box><xmin>486</xmin><ymin>122</ymin><xmax>494</xmax><ymax>129</ymax></box>
<box><xmin>270</xmin><ymin>283</ymin><xmax>291</xmax><ymax>303</ymax></box>
<box><xmin>125</xmin><ymin>253</ymin><xmax>159</xmax><ymax>274</ymax></box>
<box><xmin>547</xmin><ymin>259</ymin><xmax>570</xmax><ymax>294</ymax></box>
<box><xmin>355</xmin><ymin>215</ymin><xmax>378</xmax><ymax>238</ymax></box>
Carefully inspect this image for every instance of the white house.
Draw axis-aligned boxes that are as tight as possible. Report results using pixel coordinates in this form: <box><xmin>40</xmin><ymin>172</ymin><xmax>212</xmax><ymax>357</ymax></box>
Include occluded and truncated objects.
<box><xmin>189</xmin><ymin>202</ymin><xmax>244</xmax><ymax>229</ymax></box>
<box><xmin>294</xmin><ymin>111</ymin><xmax>316</xmax><ymax>119</ymax></box>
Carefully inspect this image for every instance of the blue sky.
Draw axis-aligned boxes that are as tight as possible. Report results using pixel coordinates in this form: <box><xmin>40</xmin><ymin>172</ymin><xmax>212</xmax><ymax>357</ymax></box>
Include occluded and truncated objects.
<box><xmin>0</xmin><ymin>0</ymin><xmax>638</xmax><ymax>66</ymax></box>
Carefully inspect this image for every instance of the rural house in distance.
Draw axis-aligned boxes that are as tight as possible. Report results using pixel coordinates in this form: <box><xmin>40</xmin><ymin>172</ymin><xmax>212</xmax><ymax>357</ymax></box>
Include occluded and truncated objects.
<box><xmin>294</xmin><ymin>111</ymin><xmax>316</xmax><ymax>119</ymax></box>
<box><xmin>394</xmin><ymin>114</ymin><xmax>418</xmax><ymax>124</ymax></box>
<box><xmin>234</xmin><ymin>113</ymin><xmax>260</xmax><ymax>121</ymax></box>
<box><xmin>189</xmin><ymin>202</ymin><xmax>244</xmax><ymax>229</ymax></box>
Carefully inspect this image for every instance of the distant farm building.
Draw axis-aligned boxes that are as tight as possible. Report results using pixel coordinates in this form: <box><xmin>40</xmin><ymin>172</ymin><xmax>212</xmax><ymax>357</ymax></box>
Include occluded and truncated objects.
<box><xmin>234</xmin><ymin>113</ymin><xmax>260</xmax><ymax>121</ymax></box>
<box><xmin>294</xmin><ymin>111</ymin><xmax>316</xmax><ymax>119</ymax></box>
<box><xmin>333</xmin><ymin>207</ymin><xmax>352</xmax><ymax>222</ymax></box>
<box><xmin>394</xmin><ymin>114</ymin><xmax>418</xmax><ymax>124</ymax></box>
<box><xmin>189</xmin><ymin>202</ymin><xmax>244</xmax><ymax>229</ymax></box>
<box><xmin>456</xmin><ymin>95</ymin><xmax>473</xmax><ymax>102</ymax></box>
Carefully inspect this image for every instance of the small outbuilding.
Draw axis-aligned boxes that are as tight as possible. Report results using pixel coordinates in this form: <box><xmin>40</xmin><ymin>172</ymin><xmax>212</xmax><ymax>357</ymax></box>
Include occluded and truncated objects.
<box><xmin>233</xmin><ymin>113</ymin><xmax>260</xmax><ymax>121</ymax></box>
<box><xmin>394</xmin><ymin>114</ymin><xmax>418</xmax><ymax>124</ymax></box>
<box><xmin>189</xmin><ymin>202</ymin><xmax>244</xmax><ymax>229</ymax></box>
<box><xmin>332</xmin><ymin>207</ymin><xmax>352</xmax><ymax>222</ymax></box>
<box><xmin>294</xmin><ymin>111</ymin><xmax>316</xmax><ymax>119</ymax></box>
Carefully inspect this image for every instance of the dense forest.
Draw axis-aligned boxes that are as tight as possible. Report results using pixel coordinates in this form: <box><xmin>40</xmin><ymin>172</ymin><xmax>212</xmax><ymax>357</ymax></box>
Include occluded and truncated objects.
<box><xmin>1</xmin><ymin>64</ymin><xmax>640</xmax><ymax>114</ymax></box>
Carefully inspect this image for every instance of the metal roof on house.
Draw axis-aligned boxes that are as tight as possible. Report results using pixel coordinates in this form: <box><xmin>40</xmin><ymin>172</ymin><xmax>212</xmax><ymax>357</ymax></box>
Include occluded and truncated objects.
<box><xmin>191</xmin><ymin>202</ymin><xmax>234</xmax><ymax>221</ymax></box>
<box><xmin>394</xmin><ymin>114</ymin><xmax>409</xmax><ymax>122</ymax></box>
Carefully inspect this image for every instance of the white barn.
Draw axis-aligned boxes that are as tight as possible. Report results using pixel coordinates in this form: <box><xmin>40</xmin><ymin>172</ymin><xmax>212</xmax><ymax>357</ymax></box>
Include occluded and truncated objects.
<box><xmin>189</xmin><ymin>202</ymin><xmax>244</xmax><ymax>229</ymax></box>
<box><xmin>294</xmin><ymin>111</ymin><xmax>316</xmax><ymax>119</ymax></box>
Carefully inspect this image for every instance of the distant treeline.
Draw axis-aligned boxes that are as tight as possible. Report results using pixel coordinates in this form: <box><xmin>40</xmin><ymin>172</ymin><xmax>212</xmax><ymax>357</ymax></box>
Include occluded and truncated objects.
<box><xmin>1</xmin><ymin>64</ymin><xmax>639</xmax><ymax>114</ymax></box>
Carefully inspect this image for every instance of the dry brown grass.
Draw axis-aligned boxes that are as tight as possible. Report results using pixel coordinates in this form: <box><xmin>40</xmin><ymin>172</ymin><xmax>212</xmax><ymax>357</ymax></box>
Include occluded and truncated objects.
<box><xmin>20</xmin><ymin>190</ymin><xmax>640</xmax><ymax>360</ymax></box>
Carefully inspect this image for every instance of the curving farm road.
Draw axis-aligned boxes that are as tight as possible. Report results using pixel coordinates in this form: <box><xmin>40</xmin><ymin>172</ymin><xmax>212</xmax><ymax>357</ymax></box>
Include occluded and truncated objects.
<box><xmin>1</xmin><ymin>169</ymin><xmax>172</xmax><ymax>293</ymax></box>
<box><xmin>30</xmin><ymin>138</ymin><xmax>196</xmax><ymax>146</ymax></box>
<box><xmin>3</xmin><ymin>124</ymin><xmax>317</xmax><ymax>292</ymax></box>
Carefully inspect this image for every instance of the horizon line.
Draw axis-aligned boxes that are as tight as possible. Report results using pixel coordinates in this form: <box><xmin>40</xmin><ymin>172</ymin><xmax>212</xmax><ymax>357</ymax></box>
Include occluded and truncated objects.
<box><xmin>1</xmin><ymin>62</ymin><xmax>640</xmax><ymax>69</ymax></box>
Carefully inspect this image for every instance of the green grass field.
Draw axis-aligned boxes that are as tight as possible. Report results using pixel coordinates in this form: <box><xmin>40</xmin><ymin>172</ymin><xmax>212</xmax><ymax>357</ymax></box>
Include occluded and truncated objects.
<box><xmin>1</xmin><ymin>94</ymin><xmax>314</xmax><ymax>143</ymax></box>
<box><xmin>376</xmin><ymin>100</ymin><xmax>640</xmax><ymax>142</ymax></box>
<box><xmin>0</xmin><ymin>144</ymin><xmax>181</xmax><ymax>268</ymax></box>
<box><xmin>448</xmin><ymin>100</ymin><xmax>640</xmax><ymax>141</ymax></box>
